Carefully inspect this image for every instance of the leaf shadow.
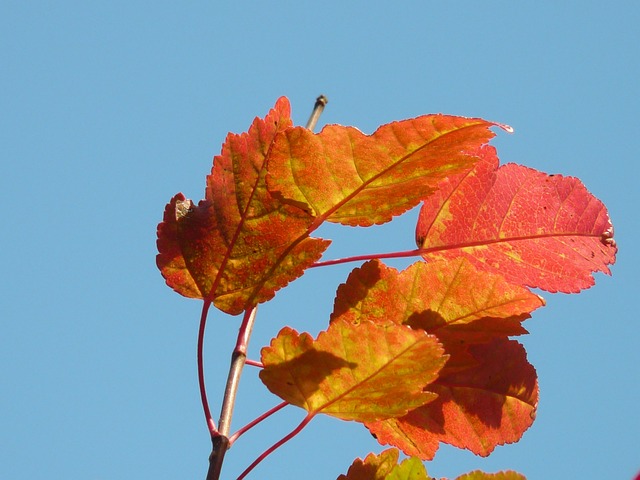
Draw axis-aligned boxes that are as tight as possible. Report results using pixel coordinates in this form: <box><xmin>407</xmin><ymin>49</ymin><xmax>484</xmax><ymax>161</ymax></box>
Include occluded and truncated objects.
<box><xmin>263</xmin><ymin>350</ymin><xmax>358</xmax><ymax>401</ymax></box>
<box><xmin>405</xmin><ymin>309</ymin><xmax>448</xmax><ymax>334</ymax></box>
<box><xmin>404</xmin><ymin>338</ymin><xmax>536</xmax><ymax>435</ymax></box>
<box><xmin>405</xmin><ymin>315</ymin><xmax>522</xmax><ymax>432</ymax></box>
<box><xmin>330</xmin><ymin>260</ymin><xmax>386</xmax><ymax>323</ymax></box>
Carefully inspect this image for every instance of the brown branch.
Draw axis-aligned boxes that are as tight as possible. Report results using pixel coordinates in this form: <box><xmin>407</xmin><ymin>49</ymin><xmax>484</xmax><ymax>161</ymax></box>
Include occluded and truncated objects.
<box><xmin>305</xmin><ymin>95</ymin><xmax>328</xmax><ymax>131</ymax></box>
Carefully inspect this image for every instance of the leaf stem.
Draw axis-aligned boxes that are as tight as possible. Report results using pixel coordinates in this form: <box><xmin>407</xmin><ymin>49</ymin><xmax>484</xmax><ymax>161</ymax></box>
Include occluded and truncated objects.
<box><xmin>311</xmin><ymin>248</ymin><xmax>423</xmax><ymax>268</ymax></box>
<box><xmin>228</xmin><ymin>401</ymin><xmax>289</xmax><ymax>445</ymax></box>
<box><xmin>206</xmin><ymin>306</ymin><xmax>259</xmax><ymax>480</ymax></box>
<box><xmin>305</xmin><ymin>95</ymin><xmax>328</xmax><ymax>131</ymax></box>
<box><xmin>236</xmin><ymin>413</ymin><xmax>314</xmax><ymax>480</ymax></box>
<box><xmin>313</xmin><ymin>230</ymin><xmax>601</xmax><ymax>270</ymax></box>
<box><xmin>198</xmin><ymin>300</ymin><xmax>217</xmax><ymax>435</ymax></box>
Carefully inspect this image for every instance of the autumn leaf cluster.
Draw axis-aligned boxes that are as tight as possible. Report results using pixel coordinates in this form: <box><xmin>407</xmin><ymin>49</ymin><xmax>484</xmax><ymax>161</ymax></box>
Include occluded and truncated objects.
<box><xmin>156</xmin><ymin>97</ymin><xmax>616</xmax><ymax>478</ymax></box>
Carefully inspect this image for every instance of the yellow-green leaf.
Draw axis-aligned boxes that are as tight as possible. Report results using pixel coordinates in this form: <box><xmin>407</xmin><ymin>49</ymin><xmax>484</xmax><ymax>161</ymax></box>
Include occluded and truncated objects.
<box><xmin>260</xmin><ymin>320</ymin><xmax>447</xmax><ymax>422</ymax></box>
<box><xmin>267</xmin><ymin>115</ymin><xmax>506</xmax><ymax>226</ymax></box>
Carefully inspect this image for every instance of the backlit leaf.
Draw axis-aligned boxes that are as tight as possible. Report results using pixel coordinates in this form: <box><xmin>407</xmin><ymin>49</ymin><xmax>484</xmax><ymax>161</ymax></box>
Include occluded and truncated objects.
<box><xmin>331</xmin><ymin>258</ymin><xmax>544</xmax><ymax>342</ymax></box>
<box><xmin>267</xmin><ymin>115</ymin><xmax>509</xmax><ymax>226</ymax></box>
<box><xmin>366</xmin><ymin>339</ymin><xmax>538</xmax><ymax>460</ymax></box>
<box><xmin>156</xmin><ymin>97</ymin><xmax>330</xmax><ymax>314</ymax></box>
<box><xmin>259</xmin><ymin>319</ymin><xmax>447</xmax><ymax>422</ymax></box>
<box><xmin>385</xmin><ymin>457</ymin><xmax>430</xmax><ymax>480</ymax></box>
<box><xmin>415</xmin><ymin>145</ymin><xmax>617</xmax><ymax>293</ymax></box>
<box><xmin>156</xmin><ymin>194</ymin><xmax>205</xmax><ymax>300</ymax></box>
<box><xmin>336</xmin><ymin>449</ymin><xmax>400</xmax><ymax>480</ymax></box>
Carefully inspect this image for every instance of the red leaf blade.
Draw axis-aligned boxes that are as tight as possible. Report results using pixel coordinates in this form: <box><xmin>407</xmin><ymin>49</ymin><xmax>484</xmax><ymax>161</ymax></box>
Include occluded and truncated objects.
<box><xmin>367</xmin><ymin>339</ymin><xmax>538</xmax><ymax>460</ymax></box>
<box><xmin>156</xmin><ymin>97</ymin><xmax>330</xmax><ymax>314</ymax></box>
<box><xmin>156</xmin><ymin>194</ymin><xmax>203</xmax><ymax>299</ymax></box>
<box><xmin>416</xmin><ymin>146</ymin><xmax>617</xmax><ymax>293</ymax></box>
<box><xmin>331</xmin><ymin>259</ymin><xmax>544</xmax><ymax>340</ymax></box>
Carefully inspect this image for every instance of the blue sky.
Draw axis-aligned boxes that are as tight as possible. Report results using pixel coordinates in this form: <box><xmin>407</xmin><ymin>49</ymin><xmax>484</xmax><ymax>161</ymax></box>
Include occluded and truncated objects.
<box><xmin>2</xmin><ymin>2</ymin><xmax>638</xmax><ymax>479</ymax></box>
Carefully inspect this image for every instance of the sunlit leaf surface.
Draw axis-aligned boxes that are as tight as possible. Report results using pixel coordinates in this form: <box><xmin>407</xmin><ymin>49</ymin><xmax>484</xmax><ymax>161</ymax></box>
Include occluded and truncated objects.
<box><xmin>268</xmin><ymin>116</ymin><xmax>507</xmax><ymax>226</ymax></box>
<box><xmin>260</xmin><ymin>319</ymin><xmax>447</xmax><ymax>422</ymax></box>
<box><xmin>416</xmin><ymin>145</ymin><xmax>617</xmax><ymax>292</ymax></box>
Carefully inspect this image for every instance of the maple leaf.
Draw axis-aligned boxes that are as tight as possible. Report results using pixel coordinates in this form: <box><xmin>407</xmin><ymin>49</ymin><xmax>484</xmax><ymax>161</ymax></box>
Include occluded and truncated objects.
<box><xmin>259</xmin><ymin>319</ymin><xmax>447</xmax><ymax>422</ymax></box>
<box><xmin>156</xmin><ymin>97</ymin><xmax>331</xmax><ymax>314</ymax></box>
<box><xmin>331</xmin><ymin>258</ymin><xmax>544</xmax><ymax>342</ymax></box>
<box><xmin>267</xmin><ymin>115</ymin><xmax>509</xmax><ymax>226</ymax></box>
<box><xmin>366</xmin><ymin>339</ymin><xmax>538</xmax><ymax>460</ymax></box>
<box><xmin>415</xmin><ymin>145</ymin><xmax>617</xmax><ymax>293</ymax></box>
<box><xmin>336</xmin><ymin>448</ymin><xmax>400</xmax><ymax>480</ymax></box>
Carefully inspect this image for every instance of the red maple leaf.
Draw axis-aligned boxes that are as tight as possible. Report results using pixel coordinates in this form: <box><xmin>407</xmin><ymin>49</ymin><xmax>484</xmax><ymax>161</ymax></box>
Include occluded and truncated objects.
<box><xmin>156</xmin><ymin>97</ymin><xmax>330</xmax><ymax>314</ymax></box>
<box><xmin>366</xmin><ymin>339</ymin><xmax>538</xmax><ymax>460</ymax></box>
<box><xmin>416</xmin><ymin>145</ymin><xmax>617</xmax><ymax>293</ymax></box>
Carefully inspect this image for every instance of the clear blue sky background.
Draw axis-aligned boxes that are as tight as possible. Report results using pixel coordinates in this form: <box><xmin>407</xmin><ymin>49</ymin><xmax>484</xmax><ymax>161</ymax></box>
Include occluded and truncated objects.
<box><xmin>2</xmin><ymin>2</ymin><xmax>638</xmax><ymax>479</ymax></box>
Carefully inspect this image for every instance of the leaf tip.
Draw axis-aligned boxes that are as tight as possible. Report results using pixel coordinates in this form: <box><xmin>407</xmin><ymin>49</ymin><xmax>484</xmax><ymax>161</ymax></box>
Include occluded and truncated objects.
<box><xmin>488</xmin><ymin>121</ymin><xmax>513</xmax><ymax>134</ymax></box>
